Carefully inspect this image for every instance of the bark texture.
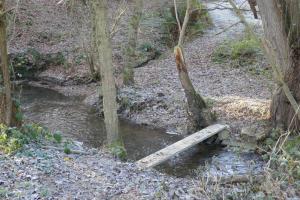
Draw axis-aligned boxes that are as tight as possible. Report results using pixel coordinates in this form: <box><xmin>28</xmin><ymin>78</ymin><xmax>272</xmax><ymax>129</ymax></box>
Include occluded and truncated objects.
<box><xmin>0</xmin><ymin>0</ymin><xmax>12</xmax><ymax>126</ymax></box>
<box><xmin>174</xmin><ymin>46</ymin><xmax>210</xmax><ymax>133</ymax></box>
<box><xmin>123</xmin><ymin>0</ymin><xmax>143</xmax><ymax>85</ymax></box>
<box><xmin>257</xmin><ymin>0</ymin><xmax>300</xmax><ymax>130</ymax></box>
<box><xmin>92</xmin><ymin>0</ymin><xmax>120</xmax><ymax>144</ymax></box>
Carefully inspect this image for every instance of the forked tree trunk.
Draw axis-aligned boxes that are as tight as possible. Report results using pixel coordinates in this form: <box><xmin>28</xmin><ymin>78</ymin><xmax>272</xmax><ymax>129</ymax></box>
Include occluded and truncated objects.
<box><xmin>174</xmin><ymin>47</ymin><xmax>210</xmax><ymax>133</ymax></box>
<box><xmin>92</xmin><ymin>0</ymin><xmax>120</xmax><ymax>144</ymax></box>
<box><xmin>257</xmin><ymin>0</ymin><xmax>300</xmax><ymax>130</ymax></box>
<box><xmin>0</xmin><ymin>0</ymin><xmax>12</xmax><ymax>126</ymax></box>
<box><xmin>174</xmin><ymin>0</ymin><xmax>212</xmax><ymax>133</ymax></box>
<box><xmin>123</xmin><ymin>0</ymin><xmax>143</xmax><ymax>85</ymax></box>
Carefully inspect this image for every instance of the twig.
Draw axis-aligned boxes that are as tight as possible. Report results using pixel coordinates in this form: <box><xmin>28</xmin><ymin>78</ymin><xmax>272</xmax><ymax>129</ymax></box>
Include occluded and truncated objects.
<box><xmin>227</xmin><ymin>0</ymin><xmax>254</xmax><ymax>37</ymax></box>
<box><xmin>173</xmin><ymin>0</ymin><xmax>182</xmax><ymax>33</ymax></box>
<box><xmin>238</xmin><ymin>0</ymin><xmax>248</xmax><ymax>9</ymax></box>
<box><xmin>215</xmin><ymin>21</ymin><xmax>241</xmax><ymax>36</ymax></box>
<box><xmin>8</xmin><ymin>1</ymin><xmax>20</xmax><ymax>46</ymax></box>
<box><xmin>178</xmin><ymin>0</ymin><xmax>191</xmax><ymax>47</ymax></box>
<box><xmin>110</xmin><ymin>1</ymin><xmax>128</xmax><ymax>38</ymax></box>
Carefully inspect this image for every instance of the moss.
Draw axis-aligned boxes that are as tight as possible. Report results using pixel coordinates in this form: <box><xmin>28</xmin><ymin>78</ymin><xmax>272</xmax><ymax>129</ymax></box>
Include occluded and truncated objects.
<box><xmin>53</xmin><ymin>132</ymin><xmax>62</xmax><ymax>143</ymax></box>
<box><xmin>10</xmin><ymin>49</ymin><xmax>66</xmax><ymax>79</ymax></box>
<box><xmin>63</xmin><ymin>147</ymin><xmax>71</xmax><ymax>154</ymax></box>
<box><xmin>0</xmin><ymin>123</ymin><xmax>63</xmax><ymax>154</ymax></box>
<box><xmin>109</xmin><ymin>140</ymin><xmax>127</xmax><ymax>160</ymax></box>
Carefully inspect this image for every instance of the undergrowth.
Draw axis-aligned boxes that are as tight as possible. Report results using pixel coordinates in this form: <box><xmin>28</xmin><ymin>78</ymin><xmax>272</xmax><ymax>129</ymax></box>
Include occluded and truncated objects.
<box><xmin>256</xmin><ymin>129</ymin><xmax>300</xmax><ymax>198</ymax></box>
<box><xmin>261</xmin><ymin>129</ymin><xmax>300</xmax><ymax>180</ymax></box>
<box><xmin>160</xmin><ymin>0</ymin><xmax>211</xmax><ymax>47</ymax></box>
<box><xmin>212</xmin><ymin>36</ymin><xmax>273</xmax><ymax>78</ymax></box>
<box><xmin>0</xmin><ymin>123</ymin><xmax>62</xmax><ymax>154</ymax></box>
<box><xmin>109</xmin><ymin>140</ymin><xmax>127</xmax><ymax>160</ymax></box>
<box><xmin>212</xmin><ymin>36</ymin><xmax>262</xmax><ymax>67</ymax></box>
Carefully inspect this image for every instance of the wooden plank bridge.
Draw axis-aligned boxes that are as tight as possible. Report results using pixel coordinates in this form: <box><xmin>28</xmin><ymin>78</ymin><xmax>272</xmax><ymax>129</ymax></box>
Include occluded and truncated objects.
<box><xmin>136</xmin><ymin>124</ymin><xmax>228</xmax><ymax>169</ymax></box>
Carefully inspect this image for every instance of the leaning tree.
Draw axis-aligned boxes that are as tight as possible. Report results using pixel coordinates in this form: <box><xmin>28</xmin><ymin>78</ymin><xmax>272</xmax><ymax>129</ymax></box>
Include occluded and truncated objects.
<box><xmin>173</xmin><ymin>0</ymin><xmax>214</xmax><ymax>133</ymax></box>
<box><xmin>257</xmin><ymin>0</ymin><xmax>300</xmax><ymax>130</ymax></box>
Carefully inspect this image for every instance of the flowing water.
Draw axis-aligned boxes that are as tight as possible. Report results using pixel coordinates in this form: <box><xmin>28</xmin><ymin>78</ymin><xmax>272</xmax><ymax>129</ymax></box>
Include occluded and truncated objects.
<box><xmin>19</xmin><ymin>85</ymin><xmax>263</xmax><ymax>178</ymax></box>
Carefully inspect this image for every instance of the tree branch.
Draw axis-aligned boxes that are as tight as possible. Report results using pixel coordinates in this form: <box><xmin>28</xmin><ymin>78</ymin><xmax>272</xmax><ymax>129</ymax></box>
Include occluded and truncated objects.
<box><xmin>178</xmin><ymin>0</ymin><xmax>191</xmax><ymax>47</ymax></box>
<box><xmin>173</xmin><ymin>0</ymin><xmax>182</xmax><ymax>33</ymax></box>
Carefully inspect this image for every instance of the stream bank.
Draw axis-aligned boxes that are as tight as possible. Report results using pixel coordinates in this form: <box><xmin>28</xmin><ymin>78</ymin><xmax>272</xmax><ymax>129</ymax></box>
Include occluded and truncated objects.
<box><xmin>20</xmin><ymin>84</ymin><xmax>264</xmax><ymax>178</ymax></box>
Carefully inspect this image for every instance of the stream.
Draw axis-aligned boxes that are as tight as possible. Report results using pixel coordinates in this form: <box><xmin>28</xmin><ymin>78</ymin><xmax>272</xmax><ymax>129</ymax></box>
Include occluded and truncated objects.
<box><xmin>17</xmin><ymin>0</ymin><xmax>265</xmax><ymax>178</ymax></box>
<box><xmin>19</xmin><ymin>84</ymin><xmax>263</xmax><ymax>178</ymax></box>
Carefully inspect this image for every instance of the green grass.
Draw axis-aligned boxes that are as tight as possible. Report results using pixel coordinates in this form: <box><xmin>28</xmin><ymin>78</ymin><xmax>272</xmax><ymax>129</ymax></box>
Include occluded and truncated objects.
<box><xmin>109</xmin><ymin>140</ymin><xmax>127</xmax><ymax>160</ymax></box>
<box><xmin>212</xmin><ymin>36</ymin><xmax>262</xmax><ymax>67</ymax></box>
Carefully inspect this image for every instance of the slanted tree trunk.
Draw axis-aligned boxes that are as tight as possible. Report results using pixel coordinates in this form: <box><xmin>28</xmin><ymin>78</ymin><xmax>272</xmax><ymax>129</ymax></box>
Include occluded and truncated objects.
<box><xmin>0</xmin><ymin>0</ymin><xmax>13</xmax><ymax>126</ymax></box>
<box><xmin>123</xmin><ymin>0</ymin><xmax>143</xmax><ymax>85</ymax></box>
<box><xmin>173</xmin><ymin>0</ymin><xmax>212</xmax><ymax>133</ymax></box>
<box><xmin>257</xmin><ymin>0</ymin><xmax>300</xmax><ymax>130</ymax></box>
<box><xmin>248</xmin><ymin>0</ymin><xmax>258</xmax><ymax>19</ymax></box>
<box><xmin>92</xmin><ymin>0</ymin><xmax>120</xmax><ymax>144</ymax></box>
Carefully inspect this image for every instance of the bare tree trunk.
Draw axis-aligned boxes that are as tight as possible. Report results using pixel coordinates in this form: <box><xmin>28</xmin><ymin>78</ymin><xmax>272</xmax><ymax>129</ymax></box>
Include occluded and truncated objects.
<box><xmin>88</xmin><ymin>1</ymin><xmax>101</xmax><ymax>79</ymax></box>
<box><xmin>174</xmin><ymin>47</ymin><xmax>210</xmax><ymax>133</ymax></box>
<box><xmin>123</xmin><ymin>0</ymin><xmax>143</xmax><ymax>85</ymax></box>
<box><xmin>0</xmin><ymin>0</ymin><xmax>12</xmax><ymax>126</ymax></box>
<box><xmin>257</xmin><ymin>0</ymin><xmax>300</xmax><ymax>130</ymax></box>
<box><xmin>92</xmin><ymin>0</ymin><xmax>120</xmax><ymax>144</ymax></box>
<box><xmin>174</xmin><ymin>0</ymin><xmax>212</xmax><ymax>133</ymax></box>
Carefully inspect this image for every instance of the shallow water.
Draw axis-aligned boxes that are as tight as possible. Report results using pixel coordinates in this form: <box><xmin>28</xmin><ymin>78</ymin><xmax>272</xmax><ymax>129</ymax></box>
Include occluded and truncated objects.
<box><xmin>19</xmin><ymin>84</ymin><xmax>263</xmax><ymax>178</ymax></box>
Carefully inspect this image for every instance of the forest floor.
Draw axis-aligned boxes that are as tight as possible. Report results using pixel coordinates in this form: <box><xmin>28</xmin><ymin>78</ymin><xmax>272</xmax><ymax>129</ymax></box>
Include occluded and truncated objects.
<box><xmin>3</xmin><ymin>0</ymin><xmax>299</xmax><ymax>199</ymax></box>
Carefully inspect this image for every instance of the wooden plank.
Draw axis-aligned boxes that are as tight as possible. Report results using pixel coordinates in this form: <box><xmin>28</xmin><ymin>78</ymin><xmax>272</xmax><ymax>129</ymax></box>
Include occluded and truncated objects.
<box><xmin>136</xmin><ymin>124</ymin><xmax>228</xmax><ymax>169</ymax></box>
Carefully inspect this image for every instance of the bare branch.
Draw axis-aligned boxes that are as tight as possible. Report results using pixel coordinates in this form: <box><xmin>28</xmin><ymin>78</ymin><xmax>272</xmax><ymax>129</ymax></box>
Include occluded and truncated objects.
<box><xmin>215</xmin><ymin>21</ymin><xmax>241</xmax><ymax>36</ymax></box>
<box><xmin>173</xmin><ymin>0</ymin><xmax>182</xmax><ymax>33</ymax></box>
<box><xmin>178</xmin><ymin>0</ymin><xmax>191</xmax><ymax>47</ymax></box>
<box><xmin>110</xmin><ymin>1</ymin><xmax>128</xmax><ymax>38</ymax></box>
